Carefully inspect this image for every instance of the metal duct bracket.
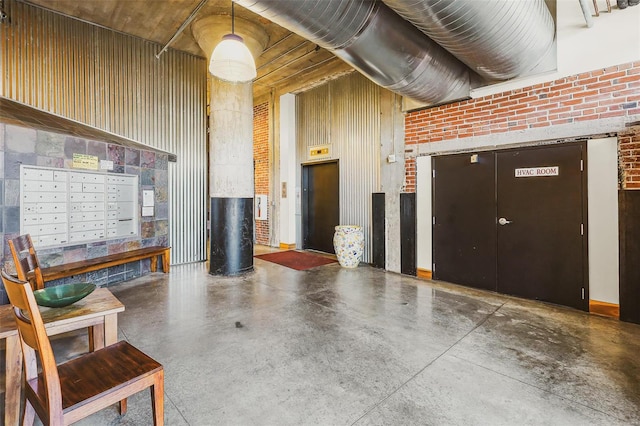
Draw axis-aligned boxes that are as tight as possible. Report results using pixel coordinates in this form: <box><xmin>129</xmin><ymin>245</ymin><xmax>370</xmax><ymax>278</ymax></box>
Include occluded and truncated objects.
<box><xmin>0</xmin><ymin>0</ymin><xmax>10</xmax><ymax>24</ymax></box>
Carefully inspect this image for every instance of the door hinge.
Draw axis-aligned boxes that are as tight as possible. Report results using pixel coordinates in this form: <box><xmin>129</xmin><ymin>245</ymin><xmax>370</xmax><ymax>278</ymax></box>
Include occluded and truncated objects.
<box><xmin>580</xmin><ymin>160</ymin><xmax>584</xmax><ymax>171</ymax></box>
<box><xmin>432</xmin><ymin>217</ymin><xmax>436</xmax><ymax>225</ymax></box>
<box><xmin>581</xmin><ymin>223</ymin><xmax>584</xmax><ymax>235</ymax></box>
<box><xmin>432</xmin><ymin>263</ymin><xmax>436</xmax><ymax>272</ymax></box>
<box><xmin>432</xmin><ymin>169</ymin><xmax>436</xmax><ymax>179</ymax></box>
<box><xmin>581</xmin><ymin>287</ymin><xmax>585</xmax><ymax>300</ymax></box>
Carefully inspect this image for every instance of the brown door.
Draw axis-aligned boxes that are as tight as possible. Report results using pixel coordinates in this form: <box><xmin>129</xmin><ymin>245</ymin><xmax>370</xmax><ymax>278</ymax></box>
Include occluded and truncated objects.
<box><xmin>302</xmin><ymin>161</ymin><xmax>339</xmax><ymax>254</ymax></box>
<box><xmin>433</xmin><ymin>152</ymin><xmax>497</xmax><ymax>291</ymax></box>
<box><xmin>496</xmin><ymin>143</ymin><xmax>587</xmax><ymax>310</ymax></box>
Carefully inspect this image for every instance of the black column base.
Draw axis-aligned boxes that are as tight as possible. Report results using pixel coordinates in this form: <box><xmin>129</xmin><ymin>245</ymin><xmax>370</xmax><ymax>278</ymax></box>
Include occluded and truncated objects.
<box><xmin>209</xmin><ymin>197</ymin><xmax>254</xmax><ymax>276</ymax></box>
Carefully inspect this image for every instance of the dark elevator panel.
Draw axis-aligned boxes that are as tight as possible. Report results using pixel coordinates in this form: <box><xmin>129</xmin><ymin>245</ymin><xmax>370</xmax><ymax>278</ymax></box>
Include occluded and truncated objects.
<box><xmin>302</xmin><ymin>161</ymin><xmax>339</xmax><ymax>254</ymax></box>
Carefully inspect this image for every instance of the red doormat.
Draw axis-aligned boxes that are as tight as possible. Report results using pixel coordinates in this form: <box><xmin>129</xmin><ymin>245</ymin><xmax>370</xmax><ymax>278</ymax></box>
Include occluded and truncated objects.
<box><xmin>254</xmin><ymin>250</ymin><xmax>337</xmax><ymax>271</ymax></box>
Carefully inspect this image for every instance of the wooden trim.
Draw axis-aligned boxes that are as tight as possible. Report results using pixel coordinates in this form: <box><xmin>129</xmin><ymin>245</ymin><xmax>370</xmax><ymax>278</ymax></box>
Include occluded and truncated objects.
<box><xmin>279</xmin><ymin>243</ymin><xmax>296</xmax><ymax>250</ymax></box>
<box><xmin>416</xmin><ymin>268</ymin><xmax>432</xmax><ymax>280</ymax></box>
<box><xmin>589</xmin><ymin>300</ymin><xmax>620</xmax><ymax>319</ymax></box>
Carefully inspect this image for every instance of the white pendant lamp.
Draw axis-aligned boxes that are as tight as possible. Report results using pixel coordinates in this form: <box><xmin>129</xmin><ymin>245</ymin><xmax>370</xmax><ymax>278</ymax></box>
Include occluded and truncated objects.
<box><xmin>209</xmin><ymin>1</ymin><xmax>256</xmax><ymax>82</ymax></box>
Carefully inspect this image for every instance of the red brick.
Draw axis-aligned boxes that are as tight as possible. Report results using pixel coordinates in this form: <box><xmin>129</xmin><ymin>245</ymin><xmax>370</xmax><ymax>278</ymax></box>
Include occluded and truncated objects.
<box><xmin>579</xmin><ymin>77</ymin><xmax>599</xmax><ymax>85</ymax></box>
<box><xmin>574</xmin><ymin>102</ymin><xmax>599</xmax><ymax>111</ymax></box>
<box><xmin>599</xmin><ymin>83</ymin><xmax>628</xmax><ymax>94</ymax></box>
<box><xmin>551</xmin><ymin>82</ymin><xmax>574</xmax><ymax>91</ymax></box>
<box><xmin>560</xmin><ymin>86</ymin><xmax>587</xmax><ymax>96</ymax></box>
<box><xmin>600</xmin><ymin>111</ymin><xmax>626</xmax><ymax>119</ymax></box>
<box><xmin>575</xmin><ymin>114</ymin><xmax>600</xmax><ymax>122</ymax></box>
<box><xmin>599</xmin><ymin>71</ymin><xmax>626</xmax><ymax>81</ymax></box>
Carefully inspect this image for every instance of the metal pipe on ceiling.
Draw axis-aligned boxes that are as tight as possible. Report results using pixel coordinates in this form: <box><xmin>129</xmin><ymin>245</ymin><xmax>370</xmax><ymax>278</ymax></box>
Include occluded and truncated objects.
<box><xmin>156</xmin><ymin>0</ymin><xmax>209</xmax><ymax>59</ymax></box>
<box><xmin>257</xmin><ymin>40</ymin><xmax>310</xmax><ymax>71</ymax></box>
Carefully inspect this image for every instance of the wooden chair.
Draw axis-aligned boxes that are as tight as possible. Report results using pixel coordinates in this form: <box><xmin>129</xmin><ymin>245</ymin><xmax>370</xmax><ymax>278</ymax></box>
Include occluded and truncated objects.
<box><xmin>8</xmin><ymin>234</ymin><xmax>45</xmax><ymax>290</ymax></box>
<box><xmin>1</xmin><ymin>270</ymin><xmax>164</xmax><ymax>425</ymax></box>
<box><xmin>8</xmin><ymin>233</ymin><xmax>102</xmax><ymax>351</ymax></box>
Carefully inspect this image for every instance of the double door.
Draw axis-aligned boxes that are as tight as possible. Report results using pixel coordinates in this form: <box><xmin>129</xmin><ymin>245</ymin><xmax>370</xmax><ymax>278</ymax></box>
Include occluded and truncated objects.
<box><xmin>433</xmin><ymin>143</ymin><xmax>587</xmax><ymax>310</ymax></box>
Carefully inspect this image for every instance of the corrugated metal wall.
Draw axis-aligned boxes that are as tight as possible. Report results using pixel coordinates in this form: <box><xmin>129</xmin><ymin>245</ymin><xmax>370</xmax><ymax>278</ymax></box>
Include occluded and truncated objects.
<box><xmin>0</xmin><ymin>0</ymin><xmax>208</xmax><ymax>265</ymax></box>
<box><xmin>297</xmin><ymin>73</ymin><xmax>381</xmax><ymax>263</ymax></box>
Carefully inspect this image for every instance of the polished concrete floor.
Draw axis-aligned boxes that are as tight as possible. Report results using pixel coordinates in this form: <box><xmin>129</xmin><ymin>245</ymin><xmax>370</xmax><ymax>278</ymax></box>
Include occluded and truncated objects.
<box><xmin>8</xmin><ymin>249</ymin><xmax>640</xmax><ymax>425</ymax></box>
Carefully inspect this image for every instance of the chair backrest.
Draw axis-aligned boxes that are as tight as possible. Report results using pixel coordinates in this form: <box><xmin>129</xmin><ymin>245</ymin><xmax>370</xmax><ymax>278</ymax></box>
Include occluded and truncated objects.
<box><xmin>8</xmin><ymin>234</ymin><xmax>45</xmax><ymax>290</ymax></box>
<box><xmin>1</xmin><ymin>270</ymin><xmax>63</xmax><ymax>421</ymax></box>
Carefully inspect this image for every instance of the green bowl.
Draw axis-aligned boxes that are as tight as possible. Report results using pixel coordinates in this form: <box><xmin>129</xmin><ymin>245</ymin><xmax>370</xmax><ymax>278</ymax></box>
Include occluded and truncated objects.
<box><xmin>33</xmin><ymin>283</ymin><xmax>96</xmax><ymax>308</ymax></box>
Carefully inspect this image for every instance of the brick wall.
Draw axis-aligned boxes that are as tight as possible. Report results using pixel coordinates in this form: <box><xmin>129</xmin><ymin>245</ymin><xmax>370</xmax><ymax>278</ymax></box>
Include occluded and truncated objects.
<box><xmin>403</xmin><ymin>157</ymin><xmax>416</xmax><ymax>193</ymax></box>
<box><xmin>619</xmin><ymin>126</ymin><xmax>640</xmax><ymax>189</ymax></box>
<box><xmin>253</xmin><ymin>102</ymin><xmax>270</xmax><ymax>245</ymax></box>
<box><xmin>404</xmin><ymin>61</ymin><xmax>640</xmax><ymax>192</ymax></box>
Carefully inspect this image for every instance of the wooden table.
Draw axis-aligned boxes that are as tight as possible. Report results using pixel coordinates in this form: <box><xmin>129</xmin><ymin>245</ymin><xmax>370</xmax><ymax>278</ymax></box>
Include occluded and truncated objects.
<box><xmin>0</xmin><ymin>288</ymin><xmax>124</xmax><ymax>426</ymax></box>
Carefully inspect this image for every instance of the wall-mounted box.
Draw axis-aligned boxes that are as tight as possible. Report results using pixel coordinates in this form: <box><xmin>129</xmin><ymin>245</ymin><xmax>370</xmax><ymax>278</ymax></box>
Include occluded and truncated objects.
<box><xmin>20</xmin><ymin>165</ymin><xmax>139</xmax><ymax>248</ymax></box>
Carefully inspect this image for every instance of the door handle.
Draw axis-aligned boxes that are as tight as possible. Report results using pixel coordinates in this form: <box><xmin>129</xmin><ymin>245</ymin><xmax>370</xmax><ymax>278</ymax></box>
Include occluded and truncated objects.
<box><xmin>498</xmin><ymin>217</ymin><xmax>512</xmax><ymax>226</ymax></box>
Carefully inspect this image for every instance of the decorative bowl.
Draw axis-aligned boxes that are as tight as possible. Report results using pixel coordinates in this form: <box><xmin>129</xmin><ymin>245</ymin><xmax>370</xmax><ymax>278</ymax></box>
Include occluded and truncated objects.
<box><xmin>33</xmin><ymin>283</ymin><xmax>96</xmax><ymax>308</ymax></box>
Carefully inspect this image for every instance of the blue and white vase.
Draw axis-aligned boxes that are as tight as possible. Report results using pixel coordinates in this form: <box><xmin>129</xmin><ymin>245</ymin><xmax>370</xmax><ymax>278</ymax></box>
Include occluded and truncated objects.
<box><xmin>333</xmin><ymin>225</ymin><xmax>364</xmax><ymax>268</ymax></box>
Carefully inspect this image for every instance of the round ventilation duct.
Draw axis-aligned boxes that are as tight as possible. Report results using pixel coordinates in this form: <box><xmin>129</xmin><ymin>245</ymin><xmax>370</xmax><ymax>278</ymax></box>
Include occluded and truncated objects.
<box><xmin>236</xmin><ymin>0</ymin><xmax>470</xmax><ymax>105</ymax></box>
<box><xmin>382</xmin><ymin>0</ymin><xmax>556</xmax><ymax>81</ymax></box>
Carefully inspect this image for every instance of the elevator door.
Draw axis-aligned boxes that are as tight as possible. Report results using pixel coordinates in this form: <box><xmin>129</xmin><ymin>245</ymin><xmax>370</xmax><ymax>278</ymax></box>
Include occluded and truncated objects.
<box><xmin>496</xmin><ymin>144</ymin><xmax>587</xmax><ymax>310</ymax></box>
<box><xmin>302</xmin><ymin>161</ymin><xmax>339</xmax><ymax>254</ymax></box>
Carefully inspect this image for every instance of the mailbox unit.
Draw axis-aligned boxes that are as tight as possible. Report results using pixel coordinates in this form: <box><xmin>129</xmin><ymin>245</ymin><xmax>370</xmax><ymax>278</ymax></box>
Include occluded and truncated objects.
<box><xmin>20</xmin><ymin>166</ymin><xmax>139</xmax><ymax>248</ymax></box>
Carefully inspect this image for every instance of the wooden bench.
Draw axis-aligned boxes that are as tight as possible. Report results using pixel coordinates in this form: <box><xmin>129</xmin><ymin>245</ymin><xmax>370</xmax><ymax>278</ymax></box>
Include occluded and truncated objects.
<box><xmin>39</xmin><ymin>246</ymin><xmax>171</xmax><ymax>282</ymax></box>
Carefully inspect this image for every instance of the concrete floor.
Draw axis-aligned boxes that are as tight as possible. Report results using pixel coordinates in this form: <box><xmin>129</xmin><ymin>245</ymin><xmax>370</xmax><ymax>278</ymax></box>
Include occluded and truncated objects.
<box><xmin>13</xmin><ymin>249</ymin><xmax>640</xmax><ymax>425</ymax></box>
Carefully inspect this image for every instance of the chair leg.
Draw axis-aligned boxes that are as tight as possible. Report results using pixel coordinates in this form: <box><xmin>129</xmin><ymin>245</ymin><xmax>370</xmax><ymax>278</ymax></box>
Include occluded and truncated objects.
<box><xmin>119</xmin><ymin>398</ymin><xmax>128</xmax><ymax>415</ymax></box>
<box><xmin>23</xmin><ymin>400</ymin><xmax>36</xmax><ymax>426</ymax></box>
<box><xmin>88</xmin><ymin>327</ymin><xmax>95</xmax><ymax>352</ymax></box>
<box><xmin>151</xmin><ymin>371</ymin><xmax>165</xmax><ymax>426</ymax></box>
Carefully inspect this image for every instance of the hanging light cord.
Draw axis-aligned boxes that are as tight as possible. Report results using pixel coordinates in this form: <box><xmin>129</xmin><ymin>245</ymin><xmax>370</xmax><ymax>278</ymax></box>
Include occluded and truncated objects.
<box><xmin>231</xmin><ymin>1</ymin><xmax>235</xmax><ymax>34</ymax></box>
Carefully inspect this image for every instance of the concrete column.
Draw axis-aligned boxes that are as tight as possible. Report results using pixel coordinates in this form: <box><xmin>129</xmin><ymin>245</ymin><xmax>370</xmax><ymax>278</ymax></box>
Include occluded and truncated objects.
<box><xmin>192</xmin><ymin>15</ymin><xmax>268</xmax><ymax>275</ymax></box>
<box><xmin>208</xmin><ymin>80</ymin><xmax>254</xmax><ymax>275</ymax></box>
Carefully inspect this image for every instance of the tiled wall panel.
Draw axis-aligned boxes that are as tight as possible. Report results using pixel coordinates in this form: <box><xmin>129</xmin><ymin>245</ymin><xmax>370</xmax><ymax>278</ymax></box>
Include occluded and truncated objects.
<box><xmin>0</xmin><ymin>123</ymin><xmax>169</xmax><ymax>304</ymax></box>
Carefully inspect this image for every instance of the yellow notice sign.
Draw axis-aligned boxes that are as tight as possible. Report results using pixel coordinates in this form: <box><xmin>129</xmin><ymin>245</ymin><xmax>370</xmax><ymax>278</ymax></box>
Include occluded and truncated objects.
<box><xmin>72</xmin><ymin>153</ymin><xmax>99</xmax><ymax>170</ymax></box>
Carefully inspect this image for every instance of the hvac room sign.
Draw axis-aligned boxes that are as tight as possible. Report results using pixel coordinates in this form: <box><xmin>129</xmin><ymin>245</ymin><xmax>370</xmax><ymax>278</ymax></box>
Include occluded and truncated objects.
<box><xmin>515</xmin><ymin>166</ymin><xmax>559</xmax><ymax>177</ymax></box>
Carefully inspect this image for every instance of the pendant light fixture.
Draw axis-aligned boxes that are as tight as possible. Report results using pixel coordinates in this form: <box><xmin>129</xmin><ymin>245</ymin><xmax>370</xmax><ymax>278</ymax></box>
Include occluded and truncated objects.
<box><xmin>209</xmin><ymin>1</ymin><xmax>257</xmax><ymax>82</ymax></box>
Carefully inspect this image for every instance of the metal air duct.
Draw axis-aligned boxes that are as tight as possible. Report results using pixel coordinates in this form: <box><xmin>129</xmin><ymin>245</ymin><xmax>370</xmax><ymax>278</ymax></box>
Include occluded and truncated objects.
<box><xmin>382</xmin><ymin>0</ymin><xmax>556</xmax><ymax>81</ymax></box>
<box><xmin>236</xmin><ymin>0</ymin><xmax>470</xmax><ymax>105</ymax></box>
